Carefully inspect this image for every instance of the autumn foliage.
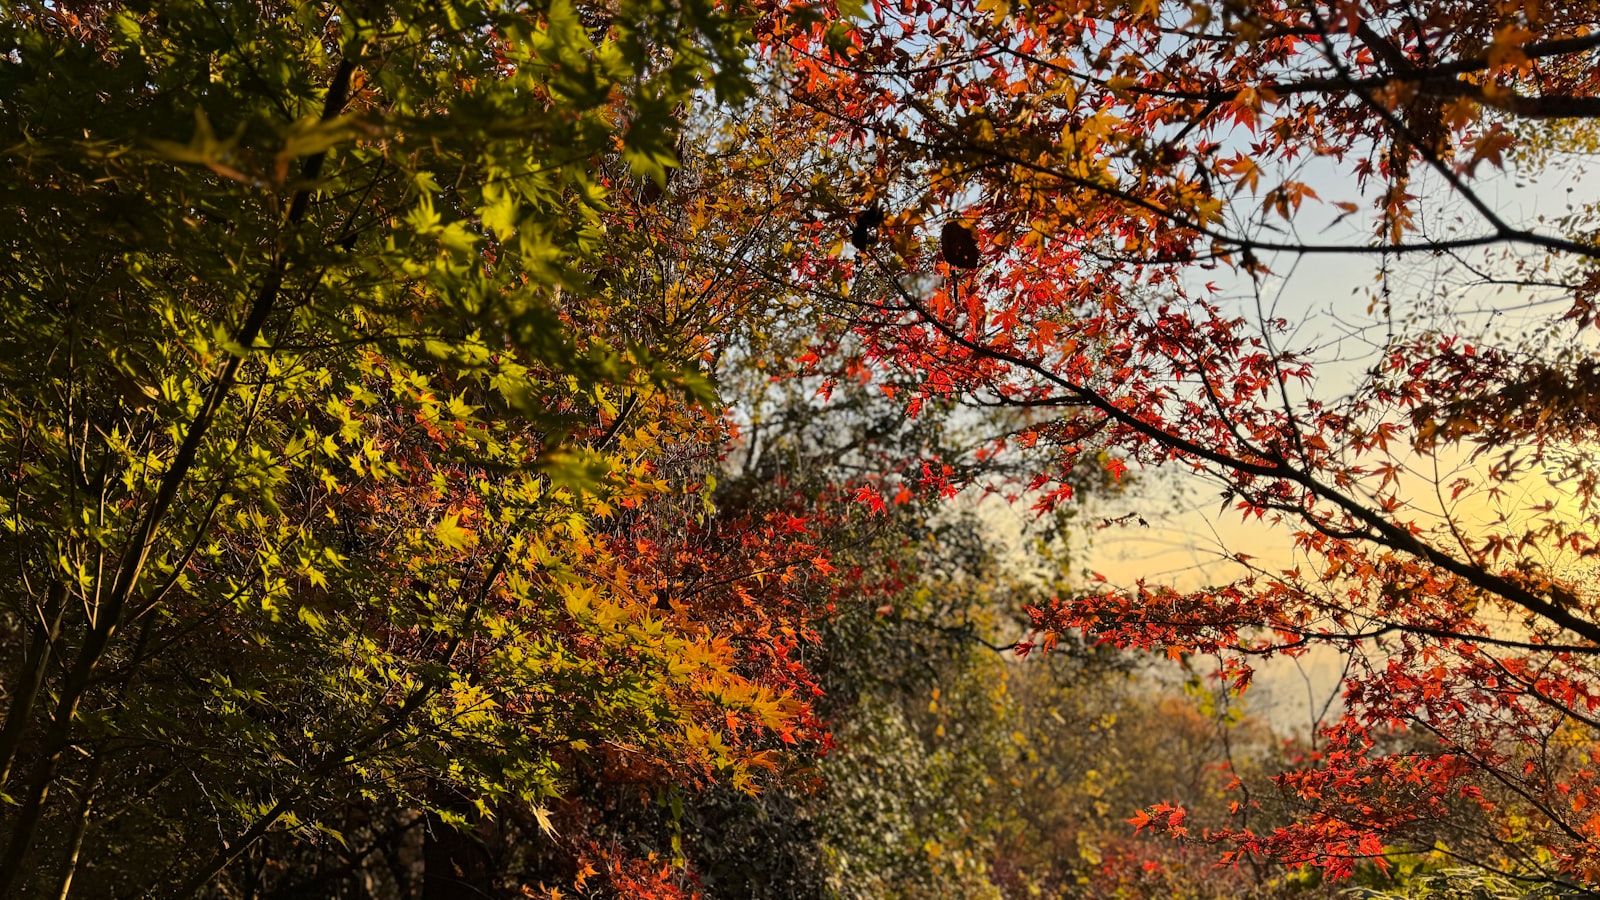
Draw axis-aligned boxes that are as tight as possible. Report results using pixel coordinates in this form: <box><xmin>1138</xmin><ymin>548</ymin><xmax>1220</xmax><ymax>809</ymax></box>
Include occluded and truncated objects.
<box><xmin>767</xmin><ymin>0</ymin><xmax>1600</xmax><ymax>888</ymax></box>
<box><xmin>3</xmin><ymin>0</ymin><xmax>1600</xmax><ymax>896</ymax></box>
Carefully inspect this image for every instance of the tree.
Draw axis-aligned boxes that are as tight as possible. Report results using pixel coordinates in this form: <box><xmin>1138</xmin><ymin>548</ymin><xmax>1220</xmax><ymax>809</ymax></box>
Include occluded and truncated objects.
<box><xmin>764</xmin><ymin>0</ymin><xmax>1600</xmax><ymax>887</ymax></box>
<box><xmin>0</xmin><ymin>1</ymin><xmax>834</xmax><ymax>895</ymax></box>
<box><xmin>14</xmin><ymin>0</ymin><xmax>1600</xmax><ymax>894</ymax></box>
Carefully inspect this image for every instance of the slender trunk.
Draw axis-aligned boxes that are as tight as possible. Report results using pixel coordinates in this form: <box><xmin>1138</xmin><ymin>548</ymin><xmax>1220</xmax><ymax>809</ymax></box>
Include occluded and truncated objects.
<box><xmin>0</xmin><ymin>619</ymin><xmax>112</xmax><ymax>891</ymax></box>
<box><xmin>53</xmin><ymin>758</ymin><xmax>100</xmax><ymax>900</ymax></box>
<box><xmin>0</xmin><ymin>581</ymin><xmax>65</xmax><ymax>791</ymax></box>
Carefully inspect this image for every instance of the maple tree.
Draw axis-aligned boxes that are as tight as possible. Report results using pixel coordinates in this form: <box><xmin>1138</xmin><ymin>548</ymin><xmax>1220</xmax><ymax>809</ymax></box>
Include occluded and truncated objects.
<box><xmin>8</xmin><ymin>0</ymin><xmax>1600</xmax><ymax>895</ymax></box>
<box><xmin>764</xmin><ymin>0</ymin><xmax>1600</xmax><ymax>889</ymax></box>
<box><xmin>0</xmin><ymin>0</ymin><xmax>838</xmax><ymax>895</ymax></box>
